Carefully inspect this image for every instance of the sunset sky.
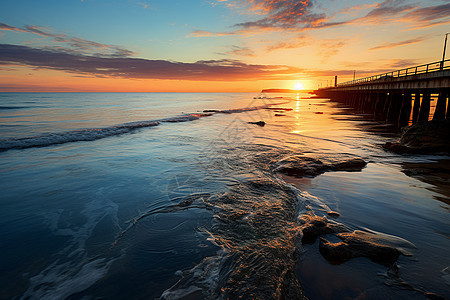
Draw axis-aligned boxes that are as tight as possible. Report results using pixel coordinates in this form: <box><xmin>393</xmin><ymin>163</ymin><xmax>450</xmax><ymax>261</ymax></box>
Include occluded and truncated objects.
<box><xmin>1</xmin><ymin>0</ymin><xmax>449</xmax><ymax>92</ymax></box>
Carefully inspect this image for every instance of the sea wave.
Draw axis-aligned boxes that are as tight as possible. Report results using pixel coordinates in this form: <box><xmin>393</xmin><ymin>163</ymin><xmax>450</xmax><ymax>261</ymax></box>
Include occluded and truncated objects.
<box><xmin>0</xmin><ymin>120</ymin><xmax>160</xmax><ymax>151</ymax></box>
<box><xmin>0</xmin><ymin>106</ymin><xmax>31</xmax><ymax>110</ymax></box>
<box><xmin>0</xmin><ymin>104</ymin><xmax>276</xmax><ymax>152</ymax></box>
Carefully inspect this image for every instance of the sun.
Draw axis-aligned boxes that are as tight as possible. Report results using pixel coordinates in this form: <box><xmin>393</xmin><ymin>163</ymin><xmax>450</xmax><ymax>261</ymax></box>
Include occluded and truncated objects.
<box><xmin>294</xmin><ymin>82</ymin><xmax>304</xmax><ymax>90</ymax></box>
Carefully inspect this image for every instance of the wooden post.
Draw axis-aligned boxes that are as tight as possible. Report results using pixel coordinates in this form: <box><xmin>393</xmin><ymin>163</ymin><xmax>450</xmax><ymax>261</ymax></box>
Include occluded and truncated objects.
<box><xmin>398</xmin><ymin>92</ymin><xmax>412</xmax><ymax>127</ymax></box>
<box><xmin>417</xmin><ymin>92</ymin><xmax>431</xmax><ymax>122</ymax></box>
<box><xmin>387</xmin><ymin>93</ymin><xmax>403</xmax><ymax>123</ymax></box>
<box><xmin>411</xmin><ymin>92</ymin><xmax>421</xmax><ymax>124</ymax></box>
<box><xmin>387</xmin><ymin>93</ymin><xmax>399</xmax><ymax>122</ymax></box>
<box><xmin>447</xmin><ymin>91</ymin><xmax>450</xmax><ymax>120</ymax></box>
<box><xmin>383</xmin><ymin>92</ymin><xmax>392</xmax><ymax>116</ymax></box>
<box><xmin>433</xmin><ymin>90</ymin><xmax>447</xmax><ymax>121</ymax></box>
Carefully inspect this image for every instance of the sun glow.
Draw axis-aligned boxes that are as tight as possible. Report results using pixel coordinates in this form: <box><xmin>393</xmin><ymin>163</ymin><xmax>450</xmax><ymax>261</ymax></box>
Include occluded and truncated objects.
<box><xmin>294</xmin><ymin>82</ymin><xmax>304</xmax><ymax>90</ymax></box>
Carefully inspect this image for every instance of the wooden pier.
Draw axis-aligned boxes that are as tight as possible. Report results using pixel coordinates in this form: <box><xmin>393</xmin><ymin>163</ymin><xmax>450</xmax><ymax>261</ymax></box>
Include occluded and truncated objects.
<box><xmin>314</xmin><ymin>59</ymin><xmax>450</xmax><ymax>127</ymax></box>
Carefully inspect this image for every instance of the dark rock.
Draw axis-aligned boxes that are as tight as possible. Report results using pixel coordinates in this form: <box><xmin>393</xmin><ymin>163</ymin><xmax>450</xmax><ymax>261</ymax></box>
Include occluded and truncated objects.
<box><xmin>203</xmin><ymin>109</ymin><xmax>220</xmax><ymax>113</ymax></box>
<box><xmin>424</xmin><ymin>292</ymin><xmax>447</xmax><ymax>300</ymax></box>
<box><xmin>274</xmin><ymin>156</ymin><xmax>367</xmax><ymax>178</ymax></box>
<box><xmin>314</xmin><ymin>112</ymin><xmax>324</xmax><ymax>114</ymax></box>
<box><xmin>319</xmin><ymin>238</ymin><xmax>354</xmax><ymax>262</ymax></box>
<box><xmin>248</xmin><ymin>121</ymin><xmax>265</xmax><ymax>127</ymax></box>
<box><xmin>319</xmin><ymin>231</ymin><xmax>401</xmax><ymax>266</ymax></box>
<box><xmin>330</xmin><ymin>158</ymin><xmax>367</xmax><ymax>171</ymax></box>
<box><xmin>383</xmin><ymin>142</ymin><xmax>411</xmax><ymax>154</ymax></box>
<box><xmin>384</xmin><ymin>120</ymin><xmax>450</xmax><ymax>154</ymax></box>
<box><xmin>274</xmin><ymin>157</ymin><xmax>327</xmax><ymax>177</ymax></box>
<box><xmin>264</xmin><ymin>107</ymin><xmax>293</xmax><ymax>111</ymax></box>
<box><xmin>327</xmin><ymin>211</ymin><xmax>340</xmax><ymax>218</ymax></box>
<box><xmin>401</xmin><ymin>120</ymin><xmax>450</xmax><ymax>152</ymax></box>
<box><xmin>299</xmin><ymin>214</ymin><xmax>348</xmax><ymax>244</ymax></box>
<box><xmin>275</xmin><ymin>114</ymin><xmax>286</xmax><ymax>117</ymax></box>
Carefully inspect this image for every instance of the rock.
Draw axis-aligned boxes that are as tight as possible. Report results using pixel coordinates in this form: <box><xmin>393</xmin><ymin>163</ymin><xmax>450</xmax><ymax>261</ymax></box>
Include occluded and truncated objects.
<box><xmin>401</xmin><ymin>120</ymin><xmax>450</xmax><ymax>153</ymax></box>
<box><xmin>248</xmin><ymin>121</ymin><xmax>265</xmax><ymax>127</ymax></box>
<box><xmin>274</xmin><ymin>157</ymin><xmax>327</xmax><ymax>177</ymax></box>
<box><xmin>330</xmin><ymin>158</ymin><xmax>367</xmax><ymax>171</ymax></box>
<box><xmin>264</xmin><ymin>107</ymin><xmax>293</xmax><ymax>111</ymax></box>
<box><xmin>274</xmin><ymin>156</ymin><xmax>367</xmax><ymax>178</ymax></box>
<box><xmin>314</xmin><ymin>112</ymin><xmax>324</xmax><ymax>114</ymax></box>
<box><xmin>275</xmin><ymin>113</ymin><xmax>286</xmax><ymax>117</ymax></box>
<box><xmin>299</xmin><ymin>214</ymin><xmax>348</xmax><ymax>244</ymax></box>
<box><xmin>319</xmin><ymin>231</ymin><xmax>401</xmax><ymax>266</ymax></box>
<box><xmin>383</xmin><ymin>142</ymin><xmax>411</xmax><ymax>154</ymax></box>
<box><xmin>327</xmin><ymin>211</ymin><xmax>340</xmax><ymax>218</ymax></box>
<box><xmin>319</xmin><ymin>238</ymin><xmax>354</xmax><ymax>261</ymax></box>
<box><xmin>424</xmin><ymin>292</ymin><xmax>447</xmax><ymax>300</ymax></box>
<box><xmin>384</xmin><ymin>120</ymin><xmax>450</xmax><ymax>154</ymax></box>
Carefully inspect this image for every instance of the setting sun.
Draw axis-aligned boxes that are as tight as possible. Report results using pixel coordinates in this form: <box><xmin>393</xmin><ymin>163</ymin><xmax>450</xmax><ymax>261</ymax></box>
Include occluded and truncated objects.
<box><xmin>294</xmin><ymin>82</ymin><xmax>304</xmax><ymax>90</ymax></box>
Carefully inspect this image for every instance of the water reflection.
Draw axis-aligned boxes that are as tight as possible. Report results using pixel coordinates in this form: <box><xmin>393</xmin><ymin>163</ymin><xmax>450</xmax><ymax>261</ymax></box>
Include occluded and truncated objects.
<box><xmin>402</xmin><ymin>159</ymin><xmax>450</xmax><ymax>205</ymax></box>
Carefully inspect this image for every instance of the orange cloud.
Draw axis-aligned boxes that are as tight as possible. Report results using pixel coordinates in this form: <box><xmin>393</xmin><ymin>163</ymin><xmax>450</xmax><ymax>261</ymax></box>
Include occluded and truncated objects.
<box><xmin>369</xmin><ymin>37</ymin><xmax>425</xmax><ymax>51</ymax></box>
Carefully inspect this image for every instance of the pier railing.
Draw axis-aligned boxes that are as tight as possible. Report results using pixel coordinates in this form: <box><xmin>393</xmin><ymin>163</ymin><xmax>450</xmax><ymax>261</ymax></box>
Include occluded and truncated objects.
<box><xmin>338</xmin><ymin>59</ymin><xmax>450</xmax><ymax>87</ymax></box>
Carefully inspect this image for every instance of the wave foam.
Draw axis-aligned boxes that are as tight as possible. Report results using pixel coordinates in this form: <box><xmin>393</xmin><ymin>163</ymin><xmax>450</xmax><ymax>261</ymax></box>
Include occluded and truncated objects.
<box><xmin>0</xmin><ymin>102</ymin><xmax>281</xmax><ymax>152</ymax></box>
<box><xmin>0</xmin><ymin>121</ymin><xmax>160</xmax><ymax>151</ymax></box>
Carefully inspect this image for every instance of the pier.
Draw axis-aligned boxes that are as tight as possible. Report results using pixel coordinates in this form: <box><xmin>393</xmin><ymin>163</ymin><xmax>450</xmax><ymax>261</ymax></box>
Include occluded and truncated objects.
<box><xmin>314</xmin><ymin>59</ymin><xmax>450</xmax><ymax>127</ymax></box>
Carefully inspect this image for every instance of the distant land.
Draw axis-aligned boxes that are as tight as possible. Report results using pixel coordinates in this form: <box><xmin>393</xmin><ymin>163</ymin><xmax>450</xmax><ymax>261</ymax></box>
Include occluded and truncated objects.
<box><xmin>261</xmin><ymin>89</ymin><xmax>313</xmax><ymax>93</ymax></box>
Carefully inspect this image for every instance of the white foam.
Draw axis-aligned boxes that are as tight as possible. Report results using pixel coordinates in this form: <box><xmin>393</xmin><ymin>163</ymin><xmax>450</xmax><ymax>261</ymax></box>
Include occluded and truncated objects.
<box><xmin>0</xmin><ymin>121</ymin><xmax>160</xmax><ymax>151</ymax></box>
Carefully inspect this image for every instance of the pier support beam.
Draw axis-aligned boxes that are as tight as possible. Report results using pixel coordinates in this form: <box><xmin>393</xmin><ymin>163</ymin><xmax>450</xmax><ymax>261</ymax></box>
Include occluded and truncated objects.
<box><xmin>418</xmin><ymin>92</ymin><xmax>431</xmax><ymax>123</ymax></box>
<box><xmin>398</xmin><ymin>93</ymin><xmax>412</xmax><ymax>127</ymax></box>
<box><xmin>383</xmin><ymin>93</ymin><xmax>392</xmax><ymax>116</ymax></box>
<box><xmin>433</xmin><ymin>90</ymin><xmax>448</xmax><ymax>121</ymax></box>
<box><xmin>411</xmin><ymin>93</ymin><xmax>421</xmax><ymax>124</ymax></box>
<box><xmin>387</xmin><ymin>93</ymin><xmax>403</xmax><ymax>123</ymax></box>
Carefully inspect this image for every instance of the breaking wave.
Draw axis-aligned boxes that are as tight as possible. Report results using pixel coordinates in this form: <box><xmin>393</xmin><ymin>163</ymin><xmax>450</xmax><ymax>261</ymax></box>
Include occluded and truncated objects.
<box><xmin>0</xmin><ymin>120</ymin><xmax>160</xmax><ymax>151</ymax></box>
<box><xmin>0</xmin><ymin>104</ymin><xmax>274</xmax><ymax>152</ymax></box>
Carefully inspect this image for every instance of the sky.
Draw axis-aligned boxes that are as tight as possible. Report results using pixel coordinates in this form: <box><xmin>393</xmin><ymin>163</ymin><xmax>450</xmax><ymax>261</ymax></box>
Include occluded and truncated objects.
<box><xmin>0</xmin><ymin>0</ymin><xmax>449</xmax><ymax>92</ymax></box>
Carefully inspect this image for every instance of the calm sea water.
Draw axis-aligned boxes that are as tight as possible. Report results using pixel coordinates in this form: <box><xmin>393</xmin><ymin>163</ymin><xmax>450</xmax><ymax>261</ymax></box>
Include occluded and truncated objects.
<box><xmin>0</xmin><ymin>92</ymin><xmax>448</xmax><ymax>299</ymax></box>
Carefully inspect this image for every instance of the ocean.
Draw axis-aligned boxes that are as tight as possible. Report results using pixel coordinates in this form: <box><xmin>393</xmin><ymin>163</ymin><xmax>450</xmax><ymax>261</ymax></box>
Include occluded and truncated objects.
<box><xmin>0</xmin><ymin>92</ymin><xmax>449</xmax><ymax>299</ymax></box>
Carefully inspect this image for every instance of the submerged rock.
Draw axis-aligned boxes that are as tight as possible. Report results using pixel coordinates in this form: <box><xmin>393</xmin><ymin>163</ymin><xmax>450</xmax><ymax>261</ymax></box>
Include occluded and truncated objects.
<box><xmin>327</xmin><ymin>211</ymin><xmax>340</xmax><ymax>218</ymax></box>
<box><xmin>264</xmin><ymin>107</ymin><xmax>293</xmax><ymax>111</ymax></box>
<box><xmin>248</xmin><ymin>121</ymin><xmax>266</xmax><ymax>127</ymax></box>
<box><xmin>424</xmin><ymin>292</ymin><xmax>447</xmax><ymax>300</ymax></box>
<box><xmin>329</xmin><ymin>158</ymin><xmax>367</xmax><ymax>171</ymax></box>
<box><xmin>319</xmin><ymin>231</ymin><xmax>402</xmax><ymax>266</ymax></box>
<box><xmin>299</xmin><ymin>214</ymin><xmax>348</xmax><ymax>244</ymax></box>
<box><xmin>274</xmin><ymin>156</ymin><xmax>327</xmax><ymax>177</ymax></box>
<box><xmin>274</xmin><ymin>156</ymin><xmax>367</xmax><ymax>178</ymax></box>
<box><xmin>382</xmin><ymin>142</ymin><xmax>410</xmax><ymax>154</ymax></box>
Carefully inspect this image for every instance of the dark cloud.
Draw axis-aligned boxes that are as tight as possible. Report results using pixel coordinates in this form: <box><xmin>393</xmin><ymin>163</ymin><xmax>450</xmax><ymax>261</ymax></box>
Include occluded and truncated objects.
<box><xmin>364</xmin><ymin>0</ymin><xmax>415</xmax><ymax>20</ymax></box>
<box><xmin>226</xmin><ymin>0</ymin><xmax>446</xmax><ymax>32</ymax></box>
<box><xmin>234</xmin><ymin>0</ymin><xmax>331</xmax><ymax>30</ymax></box>
<box><xmin>405</xmin><ymin>3</ymin><xmax>450</xmax><ymax>22</ymax></box>
<box><xmin>401</xmin><ymin>3</ymin><xmax>450</xmax><ymax>27</ymax></box>
<box><xmin>0</xmin><ymin>22</ymin><xmax>23</xmax><ymax>31</ymax></box>
<box><xmin>359</xmin><ymin>1</ymin><xmax>449</xmax><ymax>27</ymax></box>
<box><xmin>369</xmin><ymin>37</ymin><xmax>425</xmax><ymax>50</ymax></box>
<box><xmin>0</xmin><ymin>44</ymin><xmax>302</xmax><ymax>81</ymax></box>
<box><xmin>0</xmin><ymin>22</ymin><xmax>134</xmax><ymax>57</ymax></box>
